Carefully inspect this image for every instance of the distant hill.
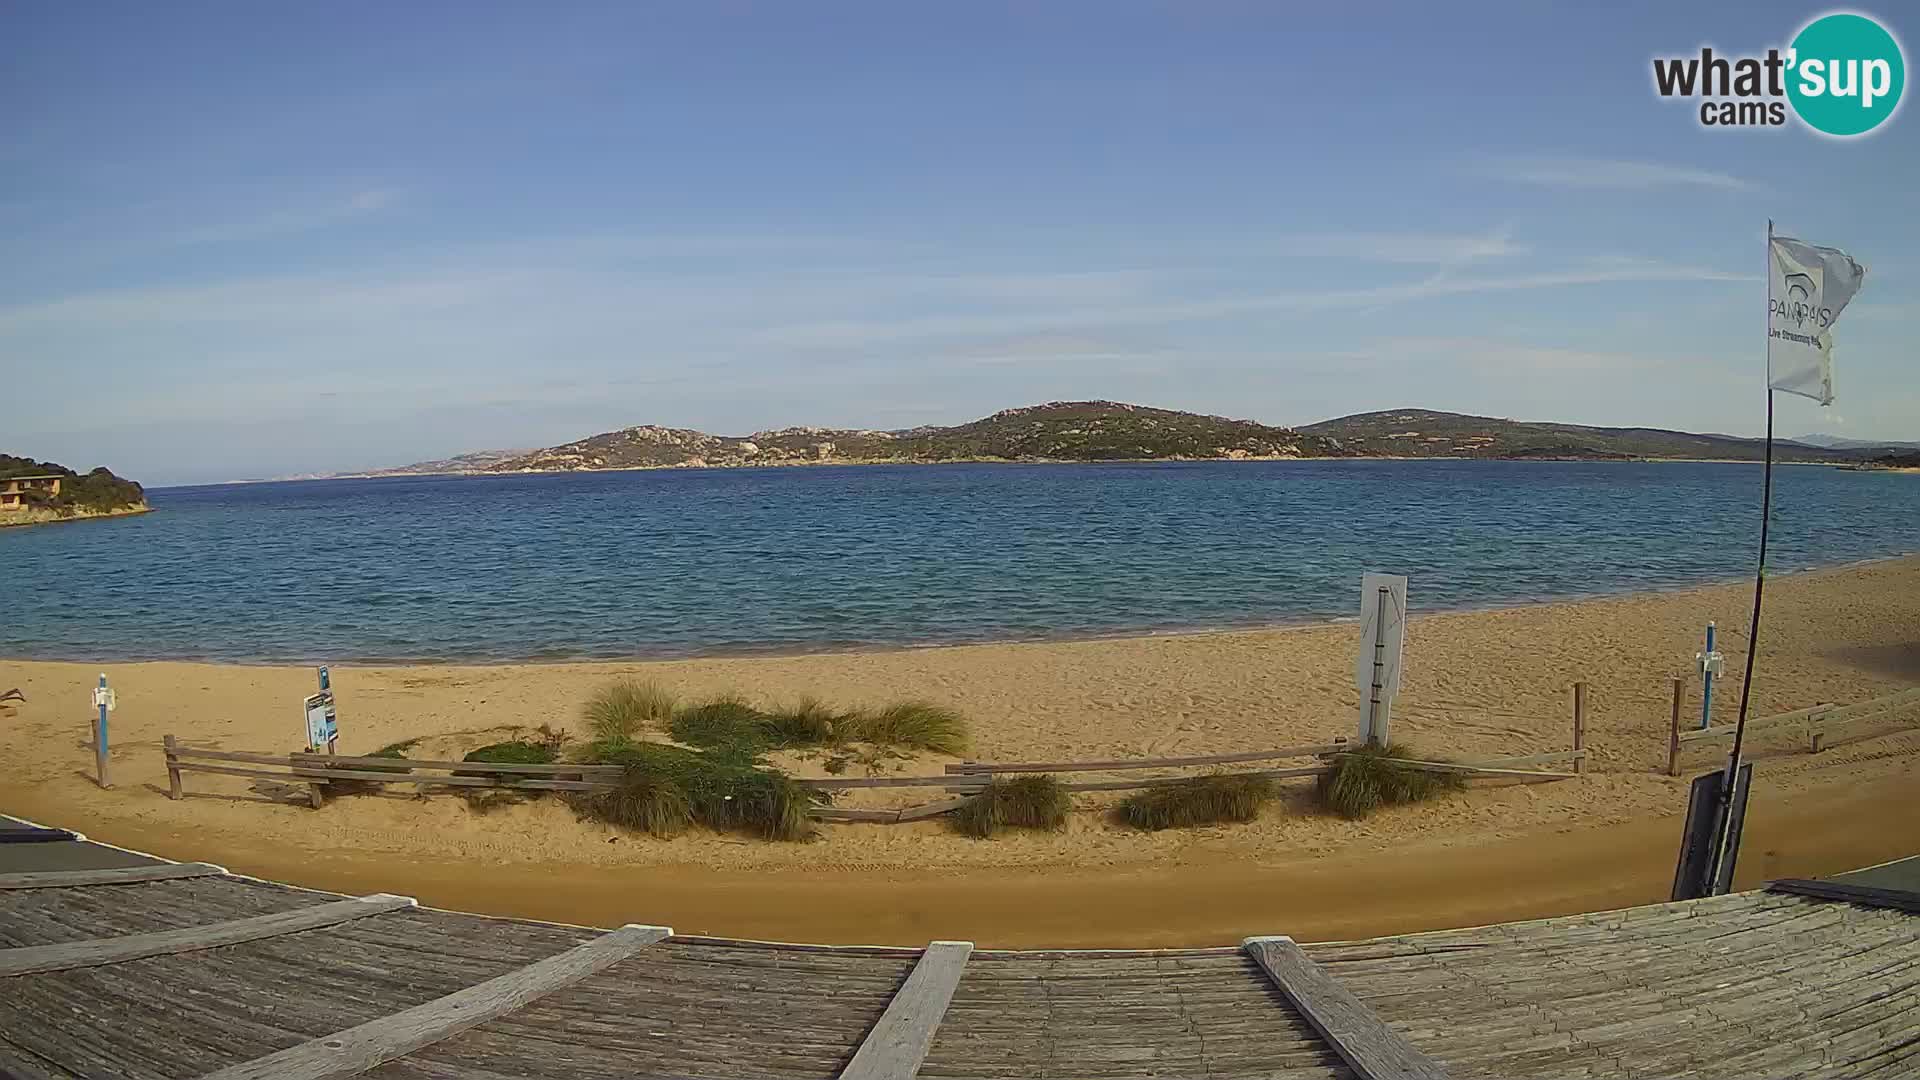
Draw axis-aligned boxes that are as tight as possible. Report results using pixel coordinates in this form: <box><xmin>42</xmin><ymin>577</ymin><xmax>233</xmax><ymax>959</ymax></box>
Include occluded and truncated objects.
<box><xmin>353</xmin><ymin>402</ymin><xmax>1901</xmax><ymax>477</ymax></box>
<box><xmin>484</xmin><ymin>401</ymin><xmax>1339</xmax><ymax>472</ymax></box>
<box><xmin>353</xmin><ymin>448</ymin><xmax>536</xmax><ymax>478</ymax></box>
<box><xmin>1793</xmin><ymin>433</ymin><xmax>1920</xmax><ymax>452</ymax></box>
<box><xmin>1301</xmin><ymin>409</ymin><xmax>1858</xmax><ymax>463</ymax></box>
<box><xmin>0</xmin><ymin>454</ymin><xmax>148</xmax><ymax>526</ymax></box>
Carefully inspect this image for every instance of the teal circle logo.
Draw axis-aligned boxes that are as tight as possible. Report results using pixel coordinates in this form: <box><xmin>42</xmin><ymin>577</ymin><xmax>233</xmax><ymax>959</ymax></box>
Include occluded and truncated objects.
<box><xmin>1787</xmin><ymin>12</ymin><xmax>1905</xmax><ymax>136</ymax></box>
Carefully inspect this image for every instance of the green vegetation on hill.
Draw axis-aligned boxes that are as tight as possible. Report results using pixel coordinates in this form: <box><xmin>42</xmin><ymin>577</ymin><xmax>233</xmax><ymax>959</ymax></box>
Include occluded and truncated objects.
<box><xmin>438</xmin><ymin>401</ymin><xmax>1891</xmax><ymax>476</ymax></box>
<box><xmin>0</xmin><ymin>454</ymin><xmax>147</xmax><ymax>515</ymax></box>
<box><xmin>1299</xmin><ymin>409</ymin><xmax>1858</xmax><ymax>464</ymax></box>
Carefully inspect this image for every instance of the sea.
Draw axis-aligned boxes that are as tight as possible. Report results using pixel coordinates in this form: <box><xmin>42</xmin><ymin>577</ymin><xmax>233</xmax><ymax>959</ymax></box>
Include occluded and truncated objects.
<box><xmin>2</xmin><ymin>460</ymin><xmax>1917</xmax><ymax>664</ymax></box>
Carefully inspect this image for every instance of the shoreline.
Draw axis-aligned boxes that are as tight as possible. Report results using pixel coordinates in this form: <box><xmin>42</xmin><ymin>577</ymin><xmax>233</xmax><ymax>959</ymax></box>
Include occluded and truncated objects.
<box><xmin>7</xmin><ymin>547</ymin><xmax>1913</xmax><ymax>669</ymax></box>
<box><xmin>206</xmin><ymin>452</ymin><xmax>1868</xmax><ymax>488</ymax></box>
<box><xmin>0</xmin><ymin>503</ymin><xmax>150</xmax><ymax>529</ymax></box>
<box><xmin>4</xmin><ymin>552</ymin><xmax>1915</xmax><ymax>944</ymax></box>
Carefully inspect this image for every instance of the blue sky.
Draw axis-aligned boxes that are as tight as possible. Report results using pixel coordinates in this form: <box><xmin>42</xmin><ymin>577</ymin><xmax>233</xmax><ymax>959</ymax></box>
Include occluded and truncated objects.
<box><xmin>3</xmin><ymin>1</ymin><xmax>1915</xmax><ymax>486</ymax></box>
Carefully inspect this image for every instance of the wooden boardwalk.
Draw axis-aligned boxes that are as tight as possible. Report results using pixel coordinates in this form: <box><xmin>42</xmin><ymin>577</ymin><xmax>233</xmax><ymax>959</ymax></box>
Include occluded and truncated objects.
<box><xmin>1</xmin><ymin>831</ymin><xmax>1917</xmax><ymax>1079</ymax></box>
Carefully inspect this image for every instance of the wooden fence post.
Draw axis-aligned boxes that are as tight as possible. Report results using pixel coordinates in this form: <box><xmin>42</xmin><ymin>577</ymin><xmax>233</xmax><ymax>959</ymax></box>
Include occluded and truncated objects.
<box><xmin>1668</xmin><ymin>677</ymin><xmax>1684</xmax><ymax>777</ymax></box>
<box><xmin>1809</xmin><ymin>707</ymin><xmax>1828</xmax><ymax>754</ymax></box>
<box><xmin>1572</xmin><ymin>681</ymin><xmax>1587</xmax><ymax>775</ymax></box>
<box><xmin>163</xmin><ymin>735</ymin><xmax>182</xmax><ymax>800</ymax></box>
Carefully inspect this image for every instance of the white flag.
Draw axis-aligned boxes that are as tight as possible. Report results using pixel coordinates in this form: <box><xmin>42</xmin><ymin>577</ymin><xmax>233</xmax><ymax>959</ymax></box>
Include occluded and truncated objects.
<box><xmin>1767</xmin><ymin>232</ymin><xmax>1865</xmax><ymax>405</ymax></box>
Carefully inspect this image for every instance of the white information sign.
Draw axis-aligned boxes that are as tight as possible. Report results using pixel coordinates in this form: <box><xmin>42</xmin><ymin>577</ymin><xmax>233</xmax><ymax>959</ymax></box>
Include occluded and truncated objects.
<box><xmin>1355</xmin><ymin>573</ymin><xmax>1409</xmax><ymax>745</ymax></box>
<box><xmin>304</xmin><ymin>692</ymin><xmax>337</xmax><ymax>752</ymax></box>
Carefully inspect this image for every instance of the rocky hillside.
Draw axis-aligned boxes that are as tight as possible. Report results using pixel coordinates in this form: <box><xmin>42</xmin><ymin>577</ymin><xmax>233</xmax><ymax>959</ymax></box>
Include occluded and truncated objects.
<box><xmin>485</xmin><ymin>401</ymin><xmax>1337</xmax><ymax>471</ymax></box>
<box><xmin>1300</xmin><ymin>409</ymin><xmax>1857</xmax><ymax>463</ymax></box>
<box><xmin>362</xmin><ymin>402</ymin><xmax>1902</xmax><ymax>477</ymax></box>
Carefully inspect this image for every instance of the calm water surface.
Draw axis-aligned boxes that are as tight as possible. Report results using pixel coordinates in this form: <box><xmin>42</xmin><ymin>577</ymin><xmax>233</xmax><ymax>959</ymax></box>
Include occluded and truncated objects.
<box><xmin>2</xmin><ymin>460</ymin><xmax>1916</xmax><ymax>663</ymax></box>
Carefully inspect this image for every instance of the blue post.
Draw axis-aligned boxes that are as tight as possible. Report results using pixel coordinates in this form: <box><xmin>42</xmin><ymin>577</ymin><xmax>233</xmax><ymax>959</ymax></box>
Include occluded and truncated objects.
<box><xmin>94</xmin><ymin>672</ymin><xmax>111</xmax><ymax>788</ymax></box>
<box><xmin>1699</xmin><ymin>622</ymin><xmax>1716</xmax><ymax>731</ymax></box>
<box><xmin>318</xmin><ymin>666</ymin><xmax>330</xmax><ymax>694</ymax></box>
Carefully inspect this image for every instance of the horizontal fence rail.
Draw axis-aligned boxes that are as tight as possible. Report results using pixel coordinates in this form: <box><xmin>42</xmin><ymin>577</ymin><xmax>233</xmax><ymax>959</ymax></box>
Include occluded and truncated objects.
<box><xmin>164</xmin><ymin>696</ymin><xmax>1595</xmax><ymax>827</ymax></box>
<box><xmin>1666</xmin><ymin>685</ymin><xmax>1918</xmax><ymax>775</ymax></box>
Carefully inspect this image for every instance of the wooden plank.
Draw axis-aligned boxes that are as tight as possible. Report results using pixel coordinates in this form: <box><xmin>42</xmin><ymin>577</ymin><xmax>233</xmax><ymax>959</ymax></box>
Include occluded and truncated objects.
<box><xmin>290</xmin><ymin>752</ymin><xmax>624</xmax><ymax>776</ymax></box>
<box><xmin>163</xmin><ymin>734</ymin><xmax>183</xmax><ymax>800</ymax></box>
<box><xmin>1572</xmin><ymin>681</ymin><xmax>1587</xmax><ymax>776</ymax></box>
<box><xmin>0</xmin><ymin>862</ymin><xmax>224</xmax><ymax>890</ymax></box>
<box><xmin>811</xmin><ymin>808</ymin><xmax>903</xmax><ymax>823</ymax></box>
<box><xmin>804</xmin><ymin>775</ymin><xmax>989</xmax><ymax>791</ymax></box>
<box><xmin>1461</xmin><ymin>749</ymin><xmax>1587</xmax><ymax>769</ymax></box>
<box><xmin>840</xmin><ymin>940</ymin><xmax>973</xmax><ymax>1080</ymax></box>
<box><xmin>896</xmin><ymin>796</ymin><xmax>977</xmax><ymax>822</ymax></box>
<box><xmin>0</xmin><ymin>893</ymin><xmax>415</xmax><ymax>976</ymax></box>
<box><xmin>285</xmin><ymin>768</ymin><xmax>609</xmax><ymax>792</ymax></box>
<box><xmin>1243</xmin><ymin>935</ymin><xmax>1448</xmax><ymax>1080</ymax></box>
<box><xmin>1055</xmin><ymin>765</ymin><xmax>1330</xmax><ymax>793</ymax></box>
<box><xmin>945</xmin><ymin>742</ymin><xmax>1347</xmax><ymax>775</ymax></box>
<box><xmin>200</xmin><ymin>923</ymin><xmax>671</xmax><ymax>1080</ymax></box>
<box><xmin>1768</xmin><ymin>879</ymin><xmax>1920</xmax><ymax>915</ymax></box>
<box><xmin>1678</xmin><ymin>703</ymin><xmax>1835</xmax><ymax>744</ymax></box>
<box><xmin>1327</xmin><ymin>757</ymin><xmax>1575</xmax><ymax>781</ymax></box>
<box><xmin>173</xmin><ymin>762</ymin><xmax>329</xmax><ymax>784</ymax></box>
<box><xmin>1669</xmin><ymin>676</ymin><xmax>1685</xmax><ymax>776</ymax></box>
<box><xmin>166</xmin><ymin>746</ymin><xmax>302</xmax><ymax>766</ymax></box>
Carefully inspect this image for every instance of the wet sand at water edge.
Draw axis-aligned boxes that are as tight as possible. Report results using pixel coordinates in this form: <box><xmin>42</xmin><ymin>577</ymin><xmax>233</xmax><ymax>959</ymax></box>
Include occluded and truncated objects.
<box><xmin>3</xmin><ymin>555</ymin><xmax>1917</xmax><ymax>946</ymax></box>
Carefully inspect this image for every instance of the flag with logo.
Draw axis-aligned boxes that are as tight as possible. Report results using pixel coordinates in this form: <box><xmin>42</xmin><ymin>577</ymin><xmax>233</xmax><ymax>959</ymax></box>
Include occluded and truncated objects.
<box><xmin>1767</xmin><ymin>232</ymin><xmax>1865</xmax><ymax>405</ymax></box>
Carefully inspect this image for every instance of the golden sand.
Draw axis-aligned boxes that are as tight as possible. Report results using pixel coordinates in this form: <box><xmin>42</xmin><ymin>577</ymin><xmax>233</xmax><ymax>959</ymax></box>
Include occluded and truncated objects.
<box><xmin>3</xmin><ymin>555</ymin><xmax>1916</xmax><ymax>944</ymax></box>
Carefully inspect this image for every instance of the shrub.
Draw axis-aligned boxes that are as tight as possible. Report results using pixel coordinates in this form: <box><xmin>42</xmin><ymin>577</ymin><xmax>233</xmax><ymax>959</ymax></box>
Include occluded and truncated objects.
<box><xmin>1317</xmin><ymin>743</ymin><xmax>1467</xmax><ymax>820</ymax></box>
<box><xmin>583</xmin><ymin>680</ymin><xmax>676</xmax><ymax>742</ymax></box>
<box><xmin>847</xmin><ymin>701</ymin><xmax>969</xmax><ymax>755</ymax></box>
<box><xmin>322</xmin><ymin>742</ymin><xmax>414</xmax><ymax>799</ymax></box>
<box><xmin>669</xmin><ymin>696</ymin><xmax>770</xmax><ymax>755</ymax></box>
<box><xmin>1118</xmin><ymin>773</ymin><xmax>1275</xmax><ymax>831</ymax></box>
<box><xmin>459</xmin><ymin>740</ymin><xmax>557</xmax><ymax>766</ymax></box>
<box><xmin>573</xmin><ymin>739</ymin><xmax>823</xmax><ymax>841</ymax></box>
<box><xmin>951</xmin><ymin>774</ymin><xmax>1069</xmax><ymax>838</ymax></box>
<box><xmin>452</xmin><ymin>740</ymin><xmax>560</xmax><ymax>809</ymax></box>
<box><xmin>760</xmin><ymin>696</ymin><xmax>848</xmax><ymax>748</ymax></box>
<box><xmin>576</xmin><ymin>771</ymin><xmax>694</xmax><ymax>838</ymax></box>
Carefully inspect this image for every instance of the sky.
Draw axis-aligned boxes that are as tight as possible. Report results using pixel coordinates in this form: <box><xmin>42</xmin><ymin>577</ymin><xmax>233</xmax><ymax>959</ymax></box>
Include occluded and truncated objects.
<box><xmin>3</xmin><ymin>1</ymin><xmax>1916</xmax><ymax>486</ymax></box>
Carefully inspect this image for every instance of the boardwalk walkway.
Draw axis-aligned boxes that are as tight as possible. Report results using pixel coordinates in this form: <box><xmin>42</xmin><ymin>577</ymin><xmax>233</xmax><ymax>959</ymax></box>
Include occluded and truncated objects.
<box><xmin>2</xmin><ymin>824</ymin><xmax>1917</xmax><ymax>1079</ymax></box>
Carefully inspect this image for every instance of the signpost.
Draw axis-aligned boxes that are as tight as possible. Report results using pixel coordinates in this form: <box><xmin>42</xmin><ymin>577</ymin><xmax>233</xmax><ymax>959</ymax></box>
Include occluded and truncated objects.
<box><xmin>1695</xmin><ymin>622</ymin><xmax>1723</xmax><ymax>731</ymax></box>
<box><xmin>90</xmin><ymin>673</ymin><xmax>116</xmax><ymax>789</ymax></box>
<box><xmin>1355</xmin><ymin>573</ymin><xmax>1409</xmax><ymax>747</ymax></box>
<box><xmin>304</xmin><ymin>666</ymin><xmax>337</xmax><ymax>754</ymax></box>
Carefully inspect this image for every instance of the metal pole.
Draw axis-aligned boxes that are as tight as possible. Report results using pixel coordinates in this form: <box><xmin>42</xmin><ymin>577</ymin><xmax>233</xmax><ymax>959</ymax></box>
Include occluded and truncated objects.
<box><xmin>1713</xmin><ymin>220</ymin><xmax>1776</xmax><ymax>893</ymax></box>
<box><xmin>1699</xmin><ymin>621</ymin><xmax>1716</xmax><ymax>730</ymax></box>
<box><xmin>93</xmin><ymin>672</ymin><xmax>111</xmax><ymax>789</ymax></box>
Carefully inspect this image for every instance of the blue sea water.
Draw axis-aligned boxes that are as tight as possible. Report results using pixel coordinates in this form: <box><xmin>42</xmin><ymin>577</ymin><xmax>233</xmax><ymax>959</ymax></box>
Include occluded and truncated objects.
<box><xmin>2</xmin><ymin>460</ymin><xmax>1916</xmax><ymax>664</ymax></box>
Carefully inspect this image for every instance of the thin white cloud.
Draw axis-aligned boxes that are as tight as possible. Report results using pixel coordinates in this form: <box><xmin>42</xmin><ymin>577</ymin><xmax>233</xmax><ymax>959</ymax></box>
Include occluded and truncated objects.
<box><xmin>1478</xmin><ymin>155</ymin><xmax>1753</xmax><ymax>192</ymax></box>
<box><xmin>749</xmin><ymin>260</ymin><xmax>1756</xmax><ymax>349</ymax></box>
<box><xmin>1264</xmin><ymin>230</ymin><xmax>1527</xmax><ymax>264</ymax></box>
<box><xmin>171</xmin><ymin>187</ymin><xmax>405</xmax><ymax>245</ymax></box>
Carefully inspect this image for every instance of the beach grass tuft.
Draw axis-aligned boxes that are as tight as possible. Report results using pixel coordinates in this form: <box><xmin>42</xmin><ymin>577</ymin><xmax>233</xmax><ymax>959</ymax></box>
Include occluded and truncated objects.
<box><xmin>1117</xmin><ymin>773</ymin><xmax>1275</xmax><ymax>831</ymax></box>
<box><xmin>669</xmin><ymin>696</ymin><xmax>771</xmax><ymax>755</ymax></box>
<box><xmin>573</xmin><ymin>740</ymin><xmax>824</xmax><ymax>841</ymax></box>
<box><xmin>760</xmin><ymin>696</ymin><xmax>849</xmax><ymax>748</ymax></box>
<box><xmin>847</xmin><ymin>701</ymin><xmax>969</xmax><ymax>755</ymax></box>
<box><xmin>583</xmin><ymin>680</ymin><xmax>676</xmax><ymax>742</ymax></box>
<box><xmin>1317</xmin><ymin>742</ymin><xmax>1466</xmax><ymax>820</ymax></box>
<box><xmin>579</xmin><ymin>770</ymin><xmax>693</xmax><ymax>837</ymax></box>
<box><xmin>951</xmin><ymin>774</ymin><xmax>1069</xmax><ymax>837</ymax></box>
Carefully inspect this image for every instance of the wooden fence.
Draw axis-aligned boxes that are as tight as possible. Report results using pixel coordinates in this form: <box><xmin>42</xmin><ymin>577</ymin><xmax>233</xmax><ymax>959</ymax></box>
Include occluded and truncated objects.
<box><xmin>163</xmin><ymin>738</ymin><xmax>624</xmax><ymax>809</ymax></box>
<box><xmin>166</xmin><ymin>698</ymin><xmax>1591</xmax><ymax>826</ymax></box>
<box><xmin>1665</xmin><ymin>683</ymin><xmax>1920</xmax><ymax>776</ymax></box>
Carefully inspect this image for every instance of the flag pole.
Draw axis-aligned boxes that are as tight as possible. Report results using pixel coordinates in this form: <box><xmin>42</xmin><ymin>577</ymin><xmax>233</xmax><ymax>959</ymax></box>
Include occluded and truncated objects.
<box><xmin>1715</xmin><ymin>219</ymin><xmax>1776</xmax><ymax>891</ymax></box>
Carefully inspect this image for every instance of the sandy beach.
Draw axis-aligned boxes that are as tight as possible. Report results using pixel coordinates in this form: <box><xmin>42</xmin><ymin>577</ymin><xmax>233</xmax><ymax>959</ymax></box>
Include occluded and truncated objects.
<box><xmin>4</xmin><ymin>555</ymin><xmax>1917</xmax><ymax>944</ymax></box>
